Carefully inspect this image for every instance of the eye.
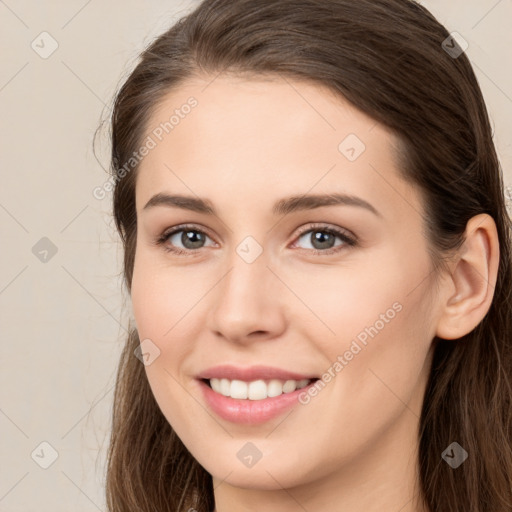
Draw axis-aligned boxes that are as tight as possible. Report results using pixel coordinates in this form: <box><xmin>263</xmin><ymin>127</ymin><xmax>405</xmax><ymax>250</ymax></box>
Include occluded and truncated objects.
<box><xmin>292</xmin><ymin>224</ymin><xmax>357</xmax><ymax>255</ymax></box>
<box><xmin>155</xmin><ymin>224</ymin><xmax>216</xmax><ymax>255</ymax></box>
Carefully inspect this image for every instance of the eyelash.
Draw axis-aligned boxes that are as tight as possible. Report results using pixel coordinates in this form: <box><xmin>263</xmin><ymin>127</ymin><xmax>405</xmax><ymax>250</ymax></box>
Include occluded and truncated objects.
<box><xmin>154</xmin><ymin>223</ymin><xmax>357</xmax><ymax>256</ymax></box>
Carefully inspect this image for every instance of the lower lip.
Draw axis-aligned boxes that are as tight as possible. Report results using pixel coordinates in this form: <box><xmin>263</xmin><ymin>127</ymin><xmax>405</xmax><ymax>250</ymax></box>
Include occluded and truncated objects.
<box><xmin>197</xmin><ymin>379</ymin><xmax>316</xmax><ymax>425</ymax></box>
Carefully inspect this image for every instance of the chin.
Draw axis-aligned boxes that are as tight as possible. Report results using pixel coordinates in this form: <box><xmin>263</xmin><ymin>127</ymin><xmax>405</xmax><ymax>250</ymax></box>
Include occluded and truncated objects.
<box><xmin>195</xmin><ymin>443</ymin><xmax>317</xmax><ymax>491</ymax></box>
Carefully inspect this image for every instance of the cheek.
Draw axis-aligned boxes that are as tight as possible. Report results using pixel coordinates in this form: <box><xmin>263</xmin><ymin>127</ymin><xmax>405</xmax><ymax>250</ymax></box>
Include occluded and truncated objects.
<box><xmin>284</xmin><ymin>245</ymin><xmax>434</xmax><ymax>359</ymax></box>
<box><xmin>298</xmin><ymin>245</ymin><xmax>436</xmax><ymax>416</ymax></box>
<box><xmin>130</xmin><ymin>257</ymin><xmax>205</xmax><ymax>430</ymax></box>
<box><xmin>130</xmin><ymin>250</ymin><xmax>218</xmax><ymax>393</ymax></box>
<box><xmin>131</xmin><ymin>253</ymin><xmax>196</xmax><ymax>342</ymax></box>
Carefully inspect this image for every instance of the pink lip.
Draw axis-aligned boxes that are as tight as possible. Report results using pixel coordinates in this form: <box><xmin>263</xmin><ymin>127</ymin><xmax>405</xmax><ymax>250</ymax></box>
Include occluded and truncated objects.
<box><xmin>196</xmin><ymin>378</ymin><xmax>318</xmax><ymax>425</ymax></box>
<box><xmin>196</xmin><ymin>364</ymin><xmax>317</xmax><ymax>382</ymax></box>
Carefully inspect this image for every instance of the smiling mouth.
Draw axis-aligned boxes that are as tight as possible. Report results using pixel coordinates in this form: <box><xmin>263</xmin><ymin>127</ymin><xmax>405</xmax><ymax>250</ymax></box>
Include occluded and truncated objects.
<box><xmin>201</xmin><ymin>377</ymin><xmax>319</xmax><ymax>400</ymax></box>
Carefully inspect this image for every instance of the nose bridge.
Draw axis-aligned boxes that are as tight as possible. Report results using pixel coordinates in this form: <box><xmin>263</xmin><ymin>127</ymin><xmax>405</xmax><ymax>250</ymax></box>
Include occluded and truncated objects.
<box><xmin>221</xmin><ymin>229</ymin><xmax>271</xmax><ymax>293</ymax></box>
<box><xmin>220</xmin><ymin>241</ymin><xmax>272</xmax><ymax>312</ymax></box>
<box><xmin>208</xmin><ymin>237</ymin><xmax>284</xmax><ymax>341</ymax></box>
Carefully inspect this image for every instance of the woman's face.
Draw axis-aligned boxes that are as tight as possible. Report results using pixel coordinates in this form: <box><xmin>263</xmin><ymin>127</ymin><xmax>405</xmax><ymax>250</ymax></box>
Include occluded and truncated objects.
<box><xmin>131</xmin><ymin>74</ymin><xmax>441</xmax><ymax>491</ymax></box>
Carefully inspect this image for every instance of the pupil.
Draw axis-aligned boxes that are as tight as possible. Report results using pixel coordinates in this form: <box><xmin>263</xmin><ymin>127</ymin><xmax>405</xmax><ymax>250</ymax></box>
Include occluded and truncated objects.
<box><xmin>183</xmin><ymin>231</ymin><xmax>204</xmax><ymax>249</ymax></box>
<box><xmin>313</xmin><ymin>231</ymin><xmax>334</xmax><ymax>249</ymax></box>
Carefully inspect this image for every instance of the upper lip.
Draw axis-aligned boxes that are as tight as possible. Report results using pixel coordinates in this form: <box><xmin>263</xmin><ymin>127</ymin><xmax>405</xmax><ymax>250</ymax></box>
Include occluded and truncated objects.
<box><xmin>196</xmin><ymin>365</ymin><xmax>318</xmax><ymax>382</ymax></box>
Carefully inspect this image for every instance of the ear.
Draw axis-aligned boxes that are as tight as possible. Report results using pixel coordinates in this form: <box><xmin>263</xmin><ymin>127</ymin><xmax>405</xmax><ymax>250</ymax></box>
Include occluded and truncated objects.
<box><xmin>435</xmin><ymin>213</ymin><xmax>500</xmax><ymax>340</ymax></box>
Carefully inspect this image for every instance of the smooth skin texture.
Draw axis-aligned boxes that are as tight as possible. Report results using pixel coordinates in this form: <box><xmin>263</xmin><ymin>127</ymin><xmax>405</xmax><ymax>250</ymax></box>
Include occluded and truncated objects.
<box><xmin>130</xmin><ymin>74</ymin><xmax>499</xmax><ymax>512</ymax></box>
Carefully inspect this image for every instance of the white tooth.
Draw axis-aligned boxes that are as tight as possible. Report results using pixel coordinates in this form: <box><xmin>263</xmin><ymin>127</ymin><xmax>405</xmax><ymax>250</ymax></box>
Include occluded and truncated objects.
<box><xmin>267</xmin><ymin>379</ymin><xmax>284</xmax><ymax>397</ymax></box>
<box><xmin>230</xmin><ymin>379</ymin><xmax>248</xmax><ymax>399</ymax></box>
<box><xmin>209</xmin><ymin>378</ymin><xmax>308</xmax><ymax>400</ymax></box>
<box><xmin>297</xmin><ymin>379</ymin><xmax>310</xmax><ymax>389</ymax></box>
<box><xmin>282</xmin><ymin>380</ymin><xmax>297</xmax><ymax>393</ymax></box>
<box><xmin>248</xmin><ymin>380</ymin><xmax>267</xmax><ymax>400</ymax></box>
<box><xmin>219</xmin><ymin>378</ymin><xmax>231</xmax><ymax>396</ymax></box>
<box><xmin>210</xmin><ymin>378</ymin><xmax>221</xmax><ymax>393</ymax></box>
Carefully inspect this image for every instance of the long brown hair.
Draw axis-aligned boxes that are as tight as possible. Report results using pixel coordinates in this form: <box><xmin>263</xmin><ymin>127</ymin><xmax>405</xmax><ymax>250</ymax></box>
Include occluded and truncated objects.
<box><xmin>104</xmin><ymin>1</ymin><xmax>512</xmax><ymax>510</ymax></box>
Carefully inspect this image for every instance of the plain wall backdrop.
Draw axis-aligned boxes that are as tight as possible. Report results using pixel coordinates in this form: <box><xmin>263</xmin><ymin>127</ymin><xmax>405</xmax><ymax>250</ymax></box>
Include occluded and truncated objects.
<box><xmin>1</xmin><ymin>1</ymin><xmax>511</xmax><ymax>510</ymax></box>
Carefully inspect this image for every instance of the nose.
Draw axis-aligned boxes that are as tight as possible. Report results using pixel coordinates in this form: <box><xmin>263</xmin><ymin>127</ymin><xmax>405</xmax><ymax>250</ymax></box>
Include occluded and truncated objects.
<box><xmin>206</xmin><ymin>249</ymin><xmax>287</xmax><ymax>345</ymax></box>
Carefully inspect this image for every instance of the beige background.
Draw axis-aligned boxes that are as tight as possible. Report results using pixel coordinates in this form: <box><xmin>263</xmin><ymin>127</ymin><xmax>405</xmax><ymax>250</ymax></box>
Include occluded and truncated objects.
<box><xmin>0</xmin><ymin>1</ymin><xmax>510</xmax><ymax>510</ymax></box>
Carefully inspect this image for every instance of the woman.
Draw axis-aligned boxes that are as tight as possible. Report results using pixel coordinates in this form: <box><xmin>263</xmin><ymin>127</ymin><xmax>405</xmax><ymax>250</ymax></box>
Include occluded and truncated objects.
<box><xmin>104</xmin><ymin>0</ymin><xmax>512</xmax><ymax>510</ymax></box>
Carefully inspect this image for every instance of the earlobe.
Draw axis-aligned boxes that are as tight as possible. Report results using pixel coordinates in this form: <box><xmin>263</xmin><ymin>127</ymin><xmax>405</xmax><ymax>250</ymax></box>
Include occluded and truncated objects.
<box><xmin>435</xmin><ymin>213</ymin><xmax>500</xmax><ymax>340</ymax></box>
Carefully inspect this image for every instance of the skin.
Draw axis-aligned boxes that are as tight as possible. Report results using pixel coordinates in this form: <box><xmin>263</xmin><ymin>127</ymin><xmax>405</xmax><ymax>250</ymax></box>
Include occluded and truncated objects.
<box><xmin>130</xmin><ymin>74</ymin><xmax>499</xmax><ymax>512</ymax></box>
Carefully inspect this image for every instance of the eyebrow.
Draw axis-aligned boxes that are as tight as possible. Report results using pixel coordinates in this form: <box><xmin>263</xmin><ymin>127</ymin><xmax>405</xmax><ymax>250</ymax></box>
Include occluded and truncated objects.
<box><xmin>142</xmin><ymin>192</ymin><xmax>381</xmax><ymax>217</ymax></box>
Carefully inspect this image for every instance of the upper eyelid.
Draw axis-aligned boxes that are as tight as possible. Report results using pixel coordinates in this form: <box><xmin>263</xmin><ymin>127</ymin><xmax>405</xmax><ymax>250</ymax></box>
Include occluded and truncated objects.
<box><xmin>295</xmin><ymin>223</ymin><xmax>354</xmax><ymax>238</ymax></box>
<box><xmin>162</xmin><ymin>223</ymin><xmax>216</xmax><ymax>242</ymax></box>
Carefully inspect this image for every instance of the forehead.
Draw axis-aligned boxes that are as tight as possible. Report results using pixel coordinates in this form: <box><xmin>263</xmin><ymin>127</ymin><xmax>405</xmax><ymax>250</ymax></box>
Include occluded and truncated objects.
<box><xmin>134</xmin><ymin>74</ymin><xmax>421</xmax><ymax>222</ymax></box>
